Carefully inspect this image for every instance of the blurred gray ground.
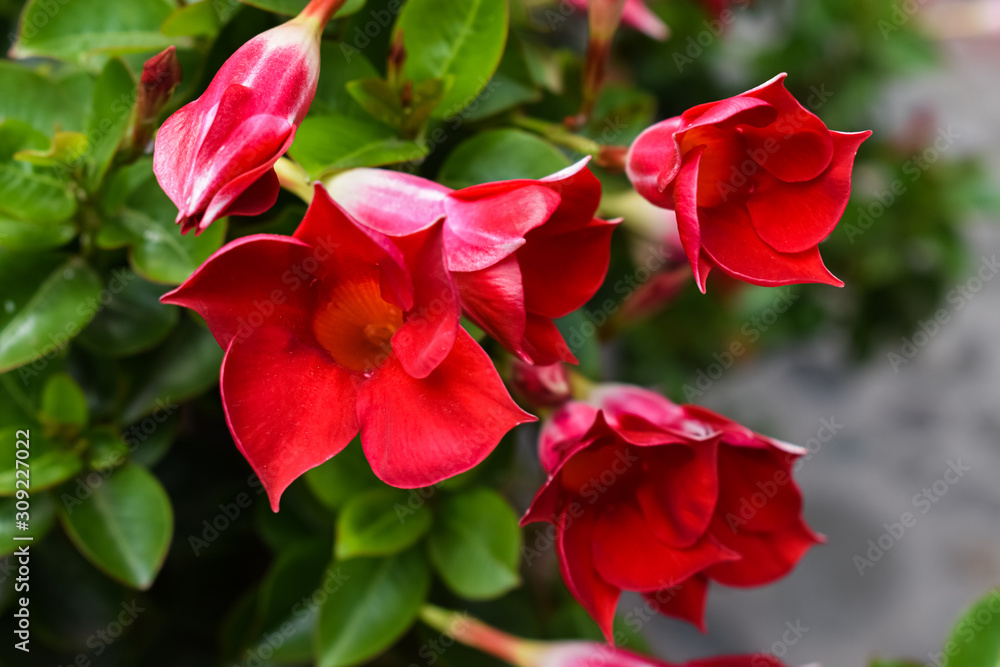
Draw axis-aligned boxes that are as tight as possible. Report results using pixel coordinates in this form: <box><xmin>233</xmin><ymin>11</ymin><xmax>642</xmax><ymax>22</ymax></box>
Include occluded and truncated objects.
<box><xmin>643</xmin><ymin>37</ymin><xmax>1000</xmax><ymax>667</ymax></box>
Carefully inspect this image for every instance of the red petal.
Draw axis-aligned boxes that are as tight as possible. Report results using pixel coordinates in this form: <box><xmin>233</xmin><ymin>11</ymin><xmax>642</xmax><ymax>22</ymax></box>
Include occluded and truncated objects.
<box><xmin>706</xmin><ymin>514</ymin><xmax>821</xmax><ymax>587</ymax></box>
<box><xmin>521</xmin><ymin>313</ymin><xmax>578</xmax><ymax>366</ymax></box>
<box><xmin>443</xmin><ymin>184</ymin><xmax>561</xmax><ymax>272</ymax></box>
<box><xmin>687</xmin><ymin>655</ymin><xmax>787</xmax><ymax>667</ymax></box>
<box><xmin>643</xmin><ymin>574</ymin><xmax>710</xmax><ymax>632</ymax></box>
<box><xmin>356</xmin><ymin>329</ymin><xmax>535</xmax><ymax>487</ymax></box>
<box><xmin>679</xmin><ymin>95</ymin><xmax>775</xmax><ymax>134</ymax></box>
<box><xmin>391</xmin><ymin>221</ymin><xmax>459</xmax><ymax>379</ymax></box>
<box><xmin>220</xmin><ymin>325</ymin><xmax>361</xmax><ymax>511</ymax></box>
<box><xmin>713</xmin><ymin>444</ymin><xmax>804</xmax><ymax>533</ymax></box>
<box><xmin>322</xmin><ymin>168</ymin><xmax>449</xmax><ymax>237</ymax></box>
<box><xmin>539</xmin><ymin>402</ymin><xmax>601</xmax><ymax>474</ymax></box>
<box><xmin>153</xmin><ymin>101</ymin><xmax>202</xmax><ymax>209</ymax></box>
<box><xmin>636</xmin><ymin>442</ymin><xmax>720</xmax><ymax>548</ymax></box>
<box><xmin>698</xmin><ymin>202</ymin><xmax>843</xmax><ymax>288</ymax></box>
<box><xmin>626</xmin><ymin>117</ymin><xmax>683</xmax><ymax>208</ymax></box>
<box><xmin>671</xmin><ymin>147</ymin><xmax>712</xmax><ymax>292</ymax></box>
<box><xmin>557</xmin><ymin>509</ymin><xmax>621</xmax><ymax>642</ymax></box>
<box><xmin>592</xmin><ymin>384</ymin><xmax>687</xmax><ymax>433</ymax></box>
<box><xmin>455</xmin><ymin>256</ymin><xmax>528</xmax><ymax>360</ymax></box>
<box><xmin>747</xmin><ymin>130</ymin><xmax>871</xmax><ymax>253</ymax></box>
<box><xmin>160</xmin><ymin>234</ymin><xmax>317</xmax><ymax>348</ymax></box>
<box><xmin>216</xmin><ymin>167</ymin><xmax>281</xmax><ymax>220</ymax></box>
<box><xmin>592</xmin><ymin>501</ymin><xmax>739</xmax><ymax>591</ymax></box>
<box><xmin>537</xmin><ymin>159</ymin><xmax>603</xmax><ymax>235</ymax></box>
<box><xmin>294</xmin><ymin>184</ymin><xmax>414</xmax><ymax>311</ymax></box>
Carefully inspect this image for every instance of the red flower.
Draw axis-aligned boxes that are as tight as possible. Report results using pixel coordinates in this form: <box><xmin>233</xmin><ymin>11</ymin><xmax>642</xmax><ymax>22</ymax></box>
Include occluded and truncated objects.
<box><xmin>521</xmin><ymin>384</ymin><xmax>821</xmax><ymax>639</ymax></box>
<box><xmin>626</xmin><ymin>73</ymin><xmax>871</xmax><ymax>292</ymax></box>
<box><xmin>153</xmin><ymin>0</ymin><xmax>348</xmax><ymax>234</ymax></box>
<box><xmin>323</xmin><ymin>160</ymin><xmax>618</xmax><ymax>365</ymax></box>
<box><xmin>161</xmin><ymin>185</ymin><xmax>533</xmax><ymax>510</ymax></box>
<box><xmin>528</xmin><ymin>642</ymin><xmax>787</xmax><ymax>667</ymax></box>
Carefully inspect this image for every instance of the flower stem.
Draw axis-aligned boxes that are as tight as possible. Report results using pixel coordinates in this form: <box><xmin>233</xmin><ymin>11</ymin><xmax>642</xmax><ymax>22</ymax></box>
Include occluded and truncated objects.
<box><xmin>418</xmin><ymin>605</ymin><xmax>543</xmax><ymax>666</ymax></box>
<box><xmin>510</xmin><ymin>114</ymin><xmax>628</xmax><ymax>170</ymax></box>
<box><xmin>274</xmin><ymin>157</ymin><xmax>314</xmax><ymax>203</ymax></box>
<box><xmin>299</xmin><ymin>0</ymin><xmax>351</xmax><ymax>28</ymax></box>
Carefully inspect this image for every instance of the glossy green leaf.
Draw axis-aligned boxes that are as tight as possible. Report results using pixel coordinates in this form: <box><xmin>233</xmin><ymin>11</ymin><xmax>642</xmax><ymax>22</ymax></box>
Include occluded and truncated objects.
<box><xmin>238</xmin><ymin>0</ymin><xmax>366</xmax><ymax>18</ymax></box>
<box><xmin>427</xmin><ymin>487</ymin><xmax>521</xmax><ymax>600</ymax></box>
<box><xmin>942</xmin><ymin>589</ymin><xmax>1000</xmax><ymax>667</ymax></box>
<box><xmin>289</xmin><ymin>114</ymin><xmax>427</xmax><ymax>177</ymax></box>
<box><xmin>463</xmin><ymin>34</ymin><xmax>540</xmax><ymax>122</ymax></box>
<box><xmin>0</xmin><ymin>492</ymin><xmax>56</xmax><ymax>556</ymax></box>
<box><xmin>161</xmin><ymin>1</ymin><xmax>223</xmax><ymax>38</ymax></box>
<box><xmin>118</xmin><ymin>318</ymin><xmax>222</xmax><ymax>425</ymax></box>
<box><xmin>313</xmin><ymin>44</ymin><xmax>380</xmax><ymax>119</ymax></box>
<box><xmin>396</xmin><ymin>0</ymin><xmax>508</xmax><ymax>118</ymax></box>
<box><xmin>12</xmin><ymin>0</ymin><xmax>179</xmax><ymax>66</ymax></box>
<box><xmin>39</xmin><ymin>372</ymin><xmax>88</xmax><ymax>430</ymax></box>
<box><xmin>437</xmin><ymin>128</ymin><xmax>569</xmax><ymax>188</ymax></box>
<box><xmin>336</xmin><ymin>487</ymin><xmax>432</xmax><ymax>560</ymax></box>
<box><xmin>77</xmin><ymin>270</ymin><xmax>179</xmax><ymax>358</ymax></box>
<box><xmin>0</xmin><ymin>62</ymin><xmax>93</xmax><ymax>135</ymax></box>
<box><xmin>316</xmin><ymin>548</ymin><xmax>430</xmax><ymax>667</ymax></box>
<box><xmin>0</xmin><ymin>427</ymin><xmax>82</xmax><ymax>495</ymax></box>
<box><xmin>305</xmin><ymin>439</ymin><xmax>379</xmax><ymax>510</ymax></box>
<box><xmin>0</xmin><ymin>254</ymin><xmax>102</xmax><ymax>374</ymax></box>
<box><xmin>59</xmin><ymin>464</ymin><xmax>173</xmax><ymax>589</ymax></box>
<box><xmin>84</xmin><ymin>58</ymin><xmax>135</xmax><ymax>192</ymax></box>
<box><xmin>345</xmin><ymin>78</ymin><xmax>405</xmax><ymax>127</ymax></box>
<box><xmin>0</xmin><ymin>164</ymin><xmax>77</xmax><ymax>224</ymax></box>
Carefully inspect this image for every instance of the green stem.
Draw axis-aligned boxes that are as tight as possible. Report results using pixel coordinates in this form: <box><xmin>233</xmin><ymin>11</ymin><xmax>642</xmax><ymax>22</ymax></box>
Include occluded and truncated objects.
<box><xmin>511</xmin><ymin>114</ymin><xmax>602</xmax><ymax>157</ymax></box>
<box><xmin>418</xmin><ymin>605</ymin><xmax>543</xmax><ymax>666</ymax></box>
<box><xmin>273</xmin><ymin>157</ymin><xmax>314</xmax><ymax>204</ymax></box>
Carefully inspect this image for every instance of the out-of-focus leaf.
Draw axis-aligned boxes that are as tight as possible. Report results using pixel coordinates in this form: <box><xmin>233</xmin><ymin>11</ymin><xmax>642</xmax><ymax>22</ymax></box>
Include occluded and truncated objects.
<box><xmin>0</xmin><ymin>62</ymin><xmax>93</xmax><ymax>135</ymax></box>
<box><xmin>12</xmin><ymin>0</ymin><xmax>179</xmax><ymax>66</ymax></box>
<box><xmin>345</xmin><ymin>78</ymin><xmax>404</xmax><ymax>127</ymax></box>
<box><xmin>312</xmin><ymin>43</ymin><xmax>380</xmax><ymax>119</ymax></box>
<box><xmin>0</xmin><ymin>492</ymin><xmax>56</xmax><ymax>556</ymax></box>
<box><xmin>59</xmin><ymin>464</ymin><xmax>173</xmax><ymax>589</ymax></box>
<box><xmin>238</xmin><ymin>0</ymin><xmax>366</xmax><ymax>18</ymax></box>
<box><xmin>77</xmin><ymin>269</ymin><xmax>178</xmax><ymax>358</ymax></box>
<box><xmin>82</xmin><ymin>426</ymin><xmax>130</xmax><ymax>471</ymax></box>
<box><xmin>0</xmin><ymin>216</ymin><xmax>77</xmax><ymax>251</ymax></box>
<box><xmin>462</xmin><ymin>33</ymin><xmax>540</xmax><ymax>122</ymax></box>
<box><xmin>0</xmin><ymin>164</ymin><xmax>77</xmax><ymax>224</ymax></box>
<box><xmin>84</xmin><ymin>58</ymin><xmax>135</xmax><ymax>192</ymax></box>
<box><xmin>289</xmin><ymin>114</ymin><xmax>427</xmax><ymax>177</ymax></box>
<box><xmin>304</xmin><ymin>439</ymin><xmax>379</xmax><ymax>511</ymax></box>
<box><xmin>396</xmin><ymin>0</ymin><xmax>508</xmax><ymax>118</ymax></box>
<box><xmin>39</xmin><ymin>372</ymin><xmax>88</xmax><ymax>430</ymax></box>
<box><xmin>161</xmin><ymin>1</ymin><xmax>223</xmax><ymax>38</ymax></box>
<box><xmin>336</xmin><ymin>487</ymin><xmax>432</xmax><ymax>560</ymax></box>
<box><xmin>0</xmin><ymin>254</ymin><xmax>102</xmax><ymax>374</ymax></box>
<box><xmin>316</xmin><ymin>548</ymin><xmax>430</xmax><ymax>667</ymax></box>
<box><xmin>13</xmin><ymin>131</ymin><xmax>88</xmax><ymax>168</ymax></box>
<box><xmin>437</xmin><ymin>128</ymin><xmax>569</xmax><ymax>188</ymax></box>
<box><xmin>426</xmin><ymin>487</ymin><xmax>521</xmax><ymax>600</ymax></box>
<box><xmin>0</xmin><ymin>427</ymin><xmax>82</xmax><ymax>495</ymax></box>
<box><xmin>942</xmin><ymin>589</ymin><xmax>1000</xmax><ymax>667</ymax></box>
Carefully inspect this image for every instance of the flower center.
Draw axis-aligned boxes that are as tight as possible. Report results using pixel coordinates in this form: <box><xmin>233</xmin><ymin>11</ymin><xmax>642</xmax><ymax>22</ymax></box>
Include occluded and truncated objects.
<box><xmin>312</xmin><ymin>276</ymin><xmax>403</xmax><ymax>372</ymax></box>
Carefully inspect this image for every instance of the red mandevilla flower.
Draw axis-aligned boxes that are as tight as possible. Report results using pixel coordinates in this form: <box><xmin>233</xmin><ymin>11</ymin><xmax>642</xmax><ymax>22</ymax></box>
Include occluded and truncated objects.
<box><xmin>161</xmin><ymin>185</ymin><xmax>533</xmax><ymax>509</ymax></box>
<box><xmin>154</xmin><ymin>0</ymin><xmax>347</xmax><ymax>234</ymax></box>
<box><xmin>324</xmin><ymin>161</ymin><xmax>618</xmax><ymax>365</ymax></box>
<box><xmin>521</xmin><ymin>384</ymin><xmax>821</xmax><ymax>639</ymax></box>
<box><xmin>626</xmin><ymin>73</ymin><xmax>871</xmax><ymax>291</ymax></box>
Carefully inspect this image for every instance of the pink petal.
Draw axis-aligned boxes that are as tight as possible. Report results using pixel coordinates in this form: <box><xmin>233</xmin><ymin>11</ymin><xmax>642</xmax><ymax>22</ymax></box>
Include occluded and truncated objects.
<box><xmin>592</xmin><ymin>501</ymin><xmax>739</xmax><ymax>592</ymax></box>
<box><xmin>698</xmin><ymin>202</ymin><xmax>843</xmax><ymax>288</ymax></box>
<box><xmin>557</xmin><ymin>509</ymin><xmax>621</xmax><ymax>642</ymax></box>
<box><xmin>747</xmin><ymin>130</ymin><xmax>871</xmax><ymax>253</ymax></box>
<box><xmin>160</xmin><ymin>234</ymin><xmax>318</xmax><ymax>348</ymax></box>
<box><xmin>626</xmin><ymin>117</ymin><xmax>684</xmax><ymax>209</ymax></box>
<box><xmin>220</xmin><ymin>325</ymin><xmax>361</xmax><ymax>511</ymax></box>
<box><xmin>322</xmin><ymin>168</ymin><xmax>449</xmax><ymax>236</ymax></box>
<box><xmin>622</xmin><ymin>0</ymin><xmax>670</xmax><ymax>40</ymax></box>
<box><xmin>357</xmin><ymin>329</ymin><xmax>535</xmax><ymax>487</ymax></box>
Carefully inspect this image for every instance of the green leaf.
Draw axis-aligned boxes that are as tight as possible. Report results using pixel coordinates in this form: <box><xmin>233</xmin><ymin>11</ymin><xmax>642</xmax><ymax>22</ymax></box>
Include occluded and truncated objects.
<box><xmin>0</xmin><ymin>254</ymin><xmax>102</xmax><ymax>373</ymax></box>
<box><xmin>238</xmin><ymin>0</ymin><xmax>366</xmax><ymax>18</ymax></box>
<box><xmin>0</xmin><ymin>492</ymin><xmax>56</xmax><ymax>556</ymax></box>
<box><xmin>462</xmin><ymin>34</ymin><xmax>541</xmax><ymax>122</ymax></box>
<box><xmin>39</xmin><ymin>372</ymin><xmax>88</xmax><ymax>430</ymax></box>
<box><xmin>345</xmin><ymin>78</ymin><xmax>405</xmax><ymax>127</ymax></box>
<box><xmin>316</xmin><ymin>548</ymin><xmax>430</xmax><ymax>667</ymax></box>
<box><xmin>289</xmin><ymin>114</ymin><xmax>427</xmax><ymax>177</ymax></box>
<box><xmin>942</xmin><ymin>589</ymin><xmax>1000</xmax><ymax>667</ymax></box>
<box><xmin>13</xmin><ymin>131</ymin><xmax>89</xmax><ymax>167</ymax></box>
<box><xmin>313</xmin><ymin>44</ymin><xmax>380</xmax><ymax>119</ymax></box>
<box><xmin>427</xmin><ymin>487</ymin><xmax>521</xmax><ymax>600</ymax></box>
<box><xmin>59</xmin><ymin>464</ymin><xmax>173</xmax><ymax>589</ymax></box>
<box><xmin>336</xmin><ymin>487</ymin><xmax>432</xmax><ymax>560</ymax></box>
<box><xmin>82</xmin><ymin>426</ymin><xmax>131</xmax><ymax>471</ymax></box>
<box><xmin>305</xmin><ymin>439</ymin><xmax>379</xmax><ymax>510</ymax></box>
<box><xmin>0</xmin><ymin>216</ymin><xmax>77</xmax><ymax>251</ymax></box>
<box><xmin>0</xmin><ymin>427</ymin><xmax>82</xmax><ymax>495</ymax></box>
<box><xmin>161</xmin><ymin>2</ymin><xmax>223</xmax><ymax>38</ymax></box>
<box><xmin>84</xmin><ymin>58</ymin><xmax>135</xmax><ymax>192</ymax></box>
<box><xmin>0</xmin><ymin>61</ymin><xmax>94</xmax><ymax>135</ymax></box>
<box><xmin>77</xmin><ymin>269</ymin><xmax>179</xmax><ymax>358</ymax></box>
<box><xmin>119</xmin><ymin>318</ymin><xmax>222</xmax><ymax>425</ymax></box>
<box><xmin>12</xmin><ymin>0</ymin><xmax>179</xmax><ymax>66</ymax></box>
<box><xmin>100</xmin><ymin>159</ymin><xmax>227</xmax><ymax>284</ymax></box>
<box><xmin>0</xmin><ymin>164</ymin><xmax>77</xmax><ymax>224</ymax></box>
<box><xmin>437</xmin><ymin>128</ymin><xmax>569</xmax><ymax>188</ymax></box>
<box><xmin>396</xmin><ymin>0</ymin><xmax>508</xmax><ymax>118</ymax></box>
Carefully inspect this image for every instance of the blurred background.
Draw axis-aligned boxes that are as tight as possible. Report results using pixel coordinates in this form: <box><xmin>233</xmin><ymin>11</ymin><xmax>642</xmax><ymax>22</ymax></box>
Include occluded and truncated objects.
<box><xmin>1</xmin><ymin>0</ymin><xmax>999</xmax><ymax>665</ymax></box>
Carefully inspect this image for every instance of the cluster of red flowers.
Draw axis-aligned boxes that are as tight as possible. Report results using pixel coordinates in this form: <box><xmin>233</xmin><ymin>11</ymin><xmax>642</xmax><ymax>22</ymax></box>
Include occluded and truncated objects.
<box><xmin>152</xmin><ymin>0</ymin><xmax>868</xmax><ymax>662</ymax></box>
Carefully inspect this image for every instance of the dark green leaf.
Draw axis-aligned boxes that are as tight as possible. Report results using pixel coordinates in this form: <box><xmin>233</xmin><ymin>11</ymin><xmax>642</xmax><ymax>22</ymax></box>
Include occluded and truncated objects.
<box><xmin>82</xmin><ymin>426</ymin><xmax>130</xmax><ymax>471</ymax></box>
<box><xmin>0</xmin><ymin>427</ymin><xmax>82</xmax><ymax>495</ymax></box>
<box><xmin>84</xmin><ymin>58</ymin><xmax>135</xmax><ymax>192</ymax></box>
<box><xmin>396</xmin><ymin>0</ymin><xmax>509</xmax><ymax>118</ymax></box>
<box><xmin>39</xmin><ymin>372</ymin><xmax>88</xmax><ymax>430</ymax></box>
<box><xmin>336</xmin><ymin>486</ymin><xmax>432</xmax><ymax>560</ymax></box>
<box><xmin>312</xmin><ymin>43</ymin><xmax>380</xmax><ymax>119</ymax></box>
<box><xmin>59</xmin><ymin>464</ymin><xmax>173</xmax><ymax>589</ymax></box>
<box><xmin>289</xmin><ymin>114</ymin><xmax>427</xmax><ymax>177</ymax></box>
<box><xmin>316</xmin><ymin>548</ymin><xmax>430</xmax><ymax>667</ymax></box>
<box><xmin>0</xmin><ymin>254</ymin><xmax>102</xmax><ymax>373</ymax></box>
<box><xmin>305</xmin><ymin>439</ymin><xmax>379</xmax><ymax>510</ymax></box>
<box><xmin>437</xmin><ymin>128</ymin><xmax>569</xmax><ymax>188</ymax></box>
<box><xmin>427</xmin><ymin>487</ymin><xmax>521</xmax><ymax>600</ymax></box>
<box><xmin>0</xmin><ymin>492</ymin><xmax>56</xmax><ymax>556</ymax></box>
<box><xmin>77</xmin><ymin>269</ymin><xmax>179</xmax><ymax>358</ymax></box>
<box><xmin>462</xmin><ymin>34</ymin><xmax>540</xmax><ymax>122</ymax></box>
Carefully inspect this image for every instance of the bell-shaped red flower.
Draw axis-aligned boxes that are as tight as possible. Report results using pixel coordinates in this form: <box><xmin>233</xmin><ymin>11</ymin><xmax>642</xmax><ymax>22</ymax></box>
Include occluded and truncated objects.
<box><xmin>521</xmin><ymin>384</ymin><xmax>821</xmax><ymax>639</ymax></box>
<box><xmin>154</xmin><ymin>0</ymin><xmax>348</xmax><ymax>234</ymax></box>
<box><xmin>161</xmin><ymin>185</ymin><xmax>534</xmax><ymax>510</ymax></box>
<box><xmin>324</xmin><ymin>160</ymin><xmax>617</xmax><ymax>365</ymax></box>
<box><xmin>626</xmin><ymin>73</ymin><xmax>871</xmax><ymax>292</ymax></box>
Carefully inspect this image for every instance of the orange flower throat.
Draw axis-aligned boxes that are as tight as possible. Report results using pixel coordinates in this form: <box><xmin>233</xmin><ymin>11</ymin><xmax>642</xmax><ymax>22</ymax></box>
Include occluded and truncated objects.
<box><xmin>312</xmin><ymin>276</ymin><xmax>403</xmax><ymax>372</ymax></box>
